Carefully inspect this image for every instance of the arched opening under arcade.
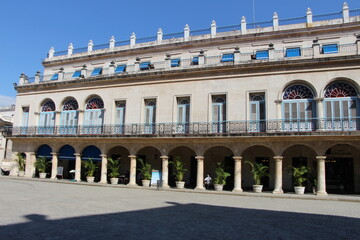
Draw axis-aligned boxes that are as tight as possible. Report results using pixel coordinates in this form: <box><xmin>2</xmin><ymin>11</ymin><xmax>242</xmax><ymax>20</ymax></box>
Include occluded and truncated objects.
<box><xmin>242</xmin><ymin>145</ymin><xmax>274</xmax><ymax>191</ymax></box>
<box><xmin>282</xmin><ymin>145</ymin><xmax>317</xmax><ymax>192</ymax></box>
<box><xmin>203</xmin><ymin>146</ymin><xmax>234</xmax><ymax>191</ymax></box>
<box><xmin>58</xmin><ymin>145</ymin><xmax>76</xmax><ymax>179</ymax></box>
<box><xmin>35</xmin><ymin>144</ymin><xmax>52</xmax><ymax>178</ymax></box>
<box><xmin>136</xmin><ymin>146</ymin><xmax>161</xmax><ymax>186</ymax></box>
<box><xmin>107</xmin><ymin>146</ymin><xmax>131</xmax><ymax>184</ymax></box>
<box><xmin>168</xmin><ymin>146</ymin><xmax>197</xmax><ymax>188</ymax></box>
<box><xmin>82</xmin><ymin>145</ymin><xmax>102</xmax><ymax>182</ymax></box>
<box><xmin>325</xmin><ymin>144</ymin><xmax>360</xmax><ymax>194</ymax></box>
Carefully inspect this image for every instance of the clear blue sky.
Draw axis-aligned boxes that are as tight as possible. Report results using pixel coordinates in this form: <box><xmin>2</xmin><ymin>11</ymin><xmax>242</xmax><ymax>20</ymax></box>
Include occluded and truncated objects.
<box><xmin>1</xmin><ymin>0</ymin><xmax>359</xmax><ymax>106</ymax></box>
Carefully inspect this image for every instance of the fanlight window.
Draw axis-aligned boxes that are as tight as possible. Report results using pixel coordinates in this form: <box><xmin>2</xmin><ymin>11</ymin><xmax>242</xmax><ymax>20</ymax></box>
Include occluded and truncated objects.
<box><xmin>283</xmin><ymin>84</ymin><xmax>314</xmax><ymax>100</ymax></box>
<box><xmin>213</xmin><ymin>96</ymin><xmax>226</xmax><ymax>103</ymax></box>
<box><xmin>178</xmin><ymin>98</ymin><xmax>190</xmax><ymax>105</ymax></box>
<box><xmin>63</xmin><ymin>99</ymin><xmax>79</xmax><ymax>111</ymax></box>
<box><xmin>116</xmin><ymin>101</ymin><xmax>126</xmax><ymax>108</ymax></box>
<box><xmin>145</xmin><ymin>100</ymin><xmax>156</xmax><ymax>106</ymax></box>
<box><xmin>324</xmin><ymin>81</ymin><xmax>358</xmax><ymax>98</ymax></box>
<box><xmin>86</xmin><ymin>97</ymin><xmax>104</xmax><ymax>109</ymax></box>
<box><xmin>251</xmin><ymin>95</ymin><xmax>264</xmax><ymax>101</ymax></box>
<box><xmin>41</xmin><ymin>100</ymin><xmax>55</xmax><ymax>112</ymax></box>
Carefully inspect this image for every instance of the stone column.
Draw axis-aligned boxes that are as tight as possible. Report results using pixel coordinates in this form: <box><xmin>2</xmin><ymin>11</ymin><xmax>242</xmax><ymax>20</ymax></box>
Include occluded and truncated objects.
<box><xmin>100</xmin><ymin>154</ymin><xmax>108</xmax><ymax>183</ymax></box>
<box><xmin>50</xmin><ymin>152</ymin><xmax>58</xmax><ymax>179</ymax></box>
<box><xmin>273</xmin><ymin>12</ymin><xmax>279</xmax><ymax>31</ymax></box>
<box><xmin>88</xmin><ymin>40</ymin><xmax>93</xmax><ymax>52</ymax></box>
<box><xmin>160</xmin><ymin>155</ymin><xmax>170</xmax><ymax>188</ymax></box>
<box><xmin>130</xmin><ymin>32</ymin><xmax>136</xmax><ymax>48</ymax></box>
<box><xmin>232</xmin><ymin>156</ymin><xmax>243</xmax><ymax>192</ymax></box>
<box><xmin>157</xmin><ymin>28</ymin><xmax>163</xmax><ymax>44</ymax></box>
<box><xmin>211</xmin><ymin>20</ymin><xmax>216</xmax><ymax>38</ymax></box>
<box><xmin>128</xmin><ymin>155</ymin><xmax>137</xmax><ymax>186</ymax></box>
<box><xmin>74</xmin><ymin>153</ymin><xmax>81</xmax><ymax>181</ymax></box>
<box><xmin>273</xmin><ymin>156</ymin><xmax>283</xmax><ymax>194</ymax></box>
<box><xmin>306</xmin><ymin>8</ymin><xmax>313</xmax><ymax>27</ymax></box>
<box><xmin>316</xmin><ymin>156</ymin><xmax>327</xmax><ymax>195</ymax></box>
<box><xmin>184</xmin><ymin>24</ymin><xmax>190</xmax><ymax>41</ymax></box>
<box><xmin>241</xmin><ymin>16</ymin><xmax>247</xmax><ymax>34</ymax></box>
<box><xmin>343</xmin><ymin>2</ymin><xmax>349</xmax><ymax>23</ymax></box>
<box><xmin>195</xmin><ymin>156</ymin><xmax>205</xmax><ymax>190</ymax></box>
<box><xmin>67</xmin><ymin>43</ymin><xmax>73</xmax><ymax>57</ymax></box>
<box><xmin>24</xmin><ymin>152</ymin><xmax>36</xmax><ymax>177</ymax></box>
<box><xmin>48</xmin><ymin>47</ymin><xmax>54</xmax><ymax>59</ymax></box>
<box><xmin>312</xmin><ymin>41</ymin><xmax>320</xmax><ymax>58</ymax></box>
<box><xmin>109</xmin><ymin>36</ymin><xmax>115</xmax><ymax>49</ymax></box>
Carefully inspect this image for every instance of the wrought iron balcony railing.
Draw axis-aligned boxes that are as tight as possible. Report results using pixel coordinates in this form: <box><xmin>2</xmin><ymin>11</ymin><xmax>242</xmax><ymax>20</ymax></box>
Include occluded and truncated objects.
<box><xmin>7</xmin><ymin>118</ymin><xmax>360</xmax><ymax>138</ymax></box>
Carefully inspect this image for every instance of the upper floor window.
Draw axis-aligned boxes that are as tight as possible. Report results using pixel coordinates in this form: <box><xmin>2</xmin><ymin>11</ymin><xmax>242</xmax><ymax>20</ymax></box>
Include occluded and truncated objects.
<box><xmin>140</xmin><ymin>62</ymin><xmax>151</xmax><ymax>70</ymax></box>
<box><xmin>191</xmin><ymin>56</ymin><xmax>199</xmax><ymax>65</ymax></box>
<box><xmin>50</xmin><ymin>73</ymin><xmax>59</xmax><ymax>81</ymax></box>
<box><xmin>256</xmin><ymin>50</ymin><xmax>269</xmax><ymax>59</ymax></box>
<box><xmin>283</xmin><ymin>84</ymin><xmax>314</xmax><ymax>100</ymax></box>
<box><xmin>171</xmin><ymin>59</ymin><xmax>181</xmax><ymax>67</ymax></box>
<box><xmin>115</xmin><ymin>65</ymin><xmax>126</xmax><ymax>73</ymax></box>
<box><xmin>285</xmin><ymin>48</ymin><xmax>301</xmax><ymax>58</ymax></box>
<box><xmin>72</xmin><ymin>70</ymin><xmax>81</xmax><ymax>78</ymax></box>
<box><xmin>86</xmin><ymin>97</ymin><xmax>104</xmax><ymax>109</ymax></box>
<box><xmin>41</xmin><ymin>100</ymin><xmax>56</xmax><ymax>112</ymax></box>
<box><xmin>322</xmin><ymin>44</ymin><xmax>338</xmax><ymax>54</ymax></box>
<box><xmin>221</xmin><ymin>53</ymin><xmax>234</xmax><ymax>62</ymax></box>
<box><xmin>91</xmin><ymin>68</ymin><xmax>103</xmax><ymax>76</ymax></box>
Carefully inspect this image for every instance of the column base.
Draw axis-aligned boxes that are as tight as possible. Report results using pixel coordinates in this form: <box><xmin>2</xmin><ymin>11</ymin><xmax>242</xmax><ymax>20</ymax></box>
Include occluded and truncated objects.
<box><xmin>162</xmin><ymin>184</ymin><xmax>170</xmax><ymax>189</ymax></box>
<box><xmin>232</xmin><ymin>188</ymin><xmax>243</xmax><ymax>192</ymax></box>
<box><xmin>316</xmin><ymin>191</ymin><xmax>328</xmax><ymax>196</ymax></box>
<box><xmin>272</xmin><ymin>189</ymin><xmax>283</xmax><ymax>194</ymax></box>
<box><xmin>195</xmin><ymin>187</ymin><xmax>205</xmax><ymax>190</ymax></box>
<box><xmin>99</xmin><ymin>181</ymin><xmax>107</xmax><ymax>184</ymax></box>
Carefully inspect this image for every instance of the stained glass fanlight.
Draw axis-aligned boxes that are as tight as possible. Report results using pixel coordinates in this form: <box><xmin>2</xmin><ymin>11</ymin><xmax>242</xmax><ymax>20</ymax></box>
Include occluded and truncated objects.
<box><xmin>41</xmin><ymin>100</ymin><xmax>55</xmax><ymax>112</ymax></box>
<box><xmin>63</xmin><ymin>99</ymin><xmax>79</xmax><ymax>111</ymax></box>
<box><xmin>86</xmin><ymin>97</ymin><xmax>104</xmax><ymax>109</ymax></box>
<box><xmin>283</xmin><ymin>84</ymin><xmax>314</xmax><ymax>100</ymax></box>
<box><xmin>324</xmin><ymin>81</ymin><xmax>358</xmax><ymax>98</ymax></box>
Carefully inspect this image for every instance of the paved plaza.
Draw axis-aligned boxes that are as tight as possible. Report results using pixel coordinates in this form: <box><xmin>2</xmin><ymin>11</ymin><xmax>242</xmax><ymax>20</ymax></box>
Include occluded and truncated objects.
<box><xmin>0</xmin><ymin>178</ymin><xmax>360</xmax><ymax>239</ymax></box>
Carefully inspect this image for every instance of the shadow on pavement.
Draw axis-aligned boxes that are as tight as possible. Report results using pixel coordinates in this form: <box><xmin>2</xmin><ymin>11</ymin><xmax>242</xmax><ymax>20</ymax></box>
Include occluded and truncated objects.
<box><xmin>1</xmin><ymin>202</ymin><xmax>359</xmax><ymax>240</ymax></box>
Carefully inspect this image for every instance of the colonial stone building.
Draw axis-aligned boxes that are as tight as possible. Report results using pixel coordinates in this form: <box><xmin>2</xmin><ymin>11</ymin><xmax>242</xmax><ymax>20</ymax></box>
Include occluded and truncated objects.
<box><xmin>0</xmin><ymin>104</ymin><xmax>14</xmax><ymax>172</ymax></box>
<box><xmin>10</xmin><ymin>3</ymin><xmax>360</xmax><ymax>194</ymax></box>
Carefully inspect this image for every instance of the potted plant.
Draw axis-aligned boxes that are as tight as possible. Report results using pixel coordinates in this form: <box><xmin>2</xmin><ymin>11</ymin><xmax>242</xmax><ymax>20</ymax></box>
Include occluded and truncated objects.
<box><xmin>292</xmin><ymin>166</ymin><xmax>309</xmax><ymax>194</ymax></box>
<box><xmin>138</xmin><ymin>158</ymin><xmax>151</xmax><ymax>187</ymax></box>
<box><xmin>213</xmin><ymin>162</ymin><xmax>231</xmax><ymax>191</ymax></box>
<box><xmin>245</xmin><ymin>161</ymin><xmax>269</xmax><ymax>193</ymax></box>
<box><xmin>34</xmin><ymin>157</ymin><xmax>49</xmax><ymax>179</ymax></box>
<box><xmin>16</xmin><ymin>153</ymin><xmax>26</xmax><ymax>177</ymax></box>
<box><xmin>107</xmin><ymin>157</ymin><xmax>121</xmax><ymax>184</ymax></box>
<box><xmin>169</xmin><ymin>156</ymin><xmax>187</xmax><ymax>189</ymax></box>
<box><xmin>83</xmin><ymin>159</ymin><xmax>98</xmax><ymax>183</ymax></box>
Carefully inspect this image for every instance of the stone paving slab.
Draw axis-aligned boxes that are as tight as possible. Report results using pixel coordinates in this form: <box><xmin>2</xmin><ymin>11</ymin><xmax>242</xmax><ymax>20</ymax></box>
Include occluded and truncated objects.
<box><xmin>0</xmin><ymin>177</ymin><xmax>360</xmax><ymax>240</ymax></box>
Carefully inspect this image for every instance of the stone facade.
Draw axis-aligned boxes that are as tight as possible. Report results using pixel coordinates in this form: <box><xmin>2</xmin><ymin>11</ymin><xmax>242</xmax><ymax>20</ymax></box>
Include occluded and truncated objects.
<box><xmin>10</xmin><ymin>3</ymin><xmax>360</xmax><ymax>194</ymax></box>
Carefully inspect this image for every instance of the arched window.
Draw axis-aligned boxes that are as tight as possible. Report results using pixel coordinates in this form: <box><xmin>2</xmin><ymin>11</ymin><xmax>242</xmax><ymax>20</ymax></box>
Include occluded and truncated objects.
<box><xmin>86</xmin><ymin>97</ymin><xmax>104</xmax><ymax>109</ymax></box>
<box><xmin>63</xmin><ymin>99</ymin><xmax>79</xmax><ymax>111</ymax></box>
<box><xmin>282</xmin><ymin>84</ymin><xmax>315</xmax><ymax>131</ymax></box>
<box><xmin>324</xmin><ymin>81</ymin><xmax>358</xmax><ymax>131</ymax></box>
<box><xmin>84</xmin><ymin>97</ymin><xmax>104</xmax><ymax>134</ymax></box>
<box><xmin>39</xmin><ymin>100</ymin><xmax>56</xmax><ymax>134</ymax></box>
<box><xmin>60</xmin><ymin>99</ymin><xmax>79</xmax><ymax>134</ymax></box>
<box><xmin>41</xmin><ymin>100</ymin><xmax>55</xmax><ymax>112</ymax></box>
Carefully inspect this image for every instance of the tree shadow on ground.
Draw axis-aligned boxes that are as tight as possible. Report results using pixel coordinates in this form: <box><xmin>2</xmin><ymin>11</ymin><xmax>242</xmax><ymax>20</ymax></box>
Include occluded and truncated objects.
<box><xmin>1</xmin><ymin>202</ymin><xmax>359</xmax><ymax>240</ymax></box>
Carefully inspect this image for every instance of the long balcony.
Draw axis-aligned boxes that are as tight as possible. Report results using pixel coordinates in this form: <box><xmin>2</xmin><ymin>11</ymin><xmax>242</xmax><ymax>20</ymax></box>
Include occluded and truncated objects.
<box><xmin>7</xmin><ymin>118</ymin><xmax>360</xmax><ymax>138</ymax></box>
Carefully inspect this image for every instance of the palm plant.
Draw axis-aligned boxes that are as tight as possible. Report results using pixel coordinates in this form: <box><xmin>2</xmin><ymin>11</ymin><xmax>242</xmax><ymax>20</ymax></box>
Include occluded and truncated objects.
<box><xmin>107</xmin><ymin>157</ymin><xmax>121</xmax><ymax>178</ymax></box>
<box><xmin>245</xmin><ymin>161</ymin><xmax>269</xmax><ymax>185</ymax></box>
<box><xmin>137</xmin><ymin>158</ymin><xmax>152</xmax><ymax>180</ymax></box>
<box><xmin>16</xmin><ymin>153</ymin><xmax>26</xmax><ymax>172</ymax></box>
<box><xmin>292</xmin><ymin>166</ymin><xmax>309</xmax><ymax>187</ymax></box>
<box><xmin>169</xmin><ymin>156</ymin><xmax>187</xmax><ymax>181</ymax></box>
<box><xmin>34</xmin><ymin>157</ymin><xmax>50</xmax><ymax>173</ymax></box>
<box><xmin>213</xmin><ymin>162</ymin><xmax>231</xmax><ymax>185</ymax></box>
<box><xmin>82</xmin><ymin>159</ymin><xmax>98</xmax><ymax>177</ymax></box>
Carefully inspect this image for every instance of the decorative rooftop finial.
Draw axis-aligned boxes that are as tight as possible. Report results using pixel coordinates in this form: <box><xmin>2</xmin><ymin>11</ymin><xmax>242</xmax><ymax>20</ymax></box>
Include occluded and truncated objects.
<box><xmin>307</xmin><ymin>8</ymin><xmax>312</xmax><ymax>14</ymax></box>
<box><xmin>343</xmin><ymin>2</ymin><xmax>349</xmax><ymax>9</ymax></box>
<box><xmin>241</xmin><ymin>16</ymin><xmax>246</xmax><ymax>22</ymax></box>
<box><xmin>273</xmin><ymin>12</ymin><xmax>278</xmax><ymax>18</ymax></box>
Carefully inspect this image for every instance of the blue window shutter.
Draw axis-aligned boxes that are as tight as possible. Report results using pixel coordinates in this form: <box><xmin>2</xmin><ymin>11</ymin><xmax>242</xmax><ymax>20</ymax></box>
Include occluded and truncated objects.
<box><xmin>256</xmin><ymin>51</ymin><xmax>269</xmax><ymax>59</ymax></box>
<box><xmin>140</xmin><ymin>62</ymin><xmax>150</xmax><ymax>70</ymax></box>
<box><xmin>115</xmin><ymin>65</ymin><xmax>126</xmax><ymax>73</ymax></box>
<box><xmin>286</xmin><ymin>48</ymin><xmax>301</xmax><ymax>57</ymax></box>
<box><xmin>221</xmin><ymin>53</ymin><xmax>234</xmax><ymax>62</ymax></box>
<box><xmin>192</xmin><ymin>57</ymin><xmax>199</xmax><ymax>65</ymax></box>
<box><xmin>50</xmin><ymin>73</ymin><xmax>59</xmax><ymax>80</ymax></box>
<box><xmin>91</xmin><ymin>68</ymin><xmax>103</xmax><ymax>76</ymax></box>
<box><xmin>322</xmin><ymin>44</ymin><xmax>338</xmax><ymax>54</ymax></box>
<box><xmin>72</xmin><ymin>71</ymin><xmax>81</xmax><ymax>78</ymax></box>
<box><xmin>171</xmin><ymin>59</ymin><xmax>180</xmax><ymax>67</ymax></box>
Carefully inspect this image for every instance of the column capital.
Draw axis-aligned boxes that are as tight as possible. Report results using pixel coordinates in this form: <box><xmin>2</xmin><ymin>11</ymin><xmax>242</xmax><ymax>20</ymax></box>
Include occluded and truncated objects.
<box><xmin>128</xmin><ymin>155</ymin><xmax>136</xmax><ymax>159</ymax></box>
<box><xmin>233</xmin><ymin>156</ymin><xmax>242</xmax><ymax>161</ymax></box>
<box><xmin>51</xmin><ymin>152</ymin><xmax>58</xmax><ymax>156</ymax></box>
<box><xmin>25</xmin><ymin>152</ymin><xmax>35</xmax><ymax>156</ymax></box>
<box><xmin>160</xmin><ymin>155</ymin><xmax>169</xmax><ymax>160</ymax></box>
<box><xmin>273</xmin><ymin>155</ymin><xmax>283</xmax><ymax>161</ymax></box>
<box><xmin>274</xmin><ymin>99</ymin><xmax>282</xmax><ymax>104</ymax></box>
<box><xmin>100</xmin><ymin>154</ymin><xmax>107</xmax><ymax>158</ymax></box>
<box><xmin>74</xmin><ymin>153</ymin><xmax>81</xmax><ymax>157</ymax></box>
<box><xmin>316</xmin><ymin>156</ymin><xmax>327</xmax><ymax>161</ymax></box>
<box><xmin>314</xmin><ymin>97</ymin><xmax>324</xmax><ymax>102</ymax></box>
<box><xmin>195</xmin><ymin>156</ymin><xmax>204</xmax><ymax>161</ymax></box>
